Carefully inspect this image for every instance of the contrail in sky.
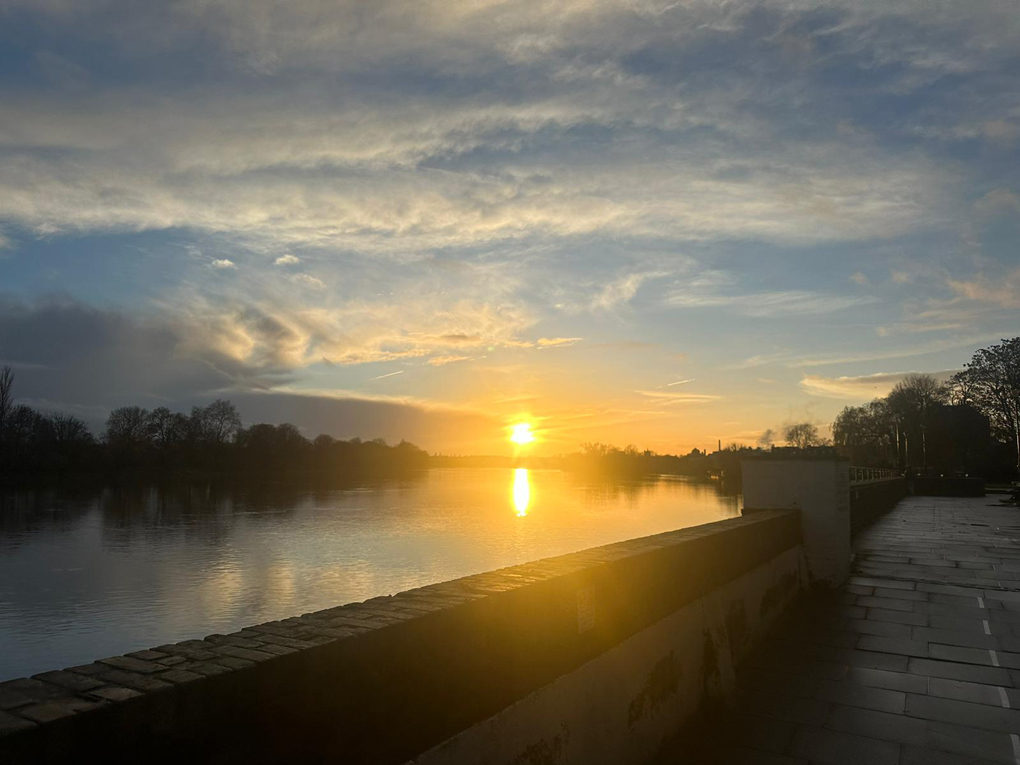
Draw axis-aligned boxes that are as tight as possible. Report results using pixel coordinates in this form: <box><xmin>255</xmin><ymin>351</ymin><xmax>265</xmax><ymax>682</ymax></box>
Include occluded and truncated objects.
<box><xmin>369</xmin><ymin>370</ymin><xmax>405</xmax><ymax>381</ymax></box>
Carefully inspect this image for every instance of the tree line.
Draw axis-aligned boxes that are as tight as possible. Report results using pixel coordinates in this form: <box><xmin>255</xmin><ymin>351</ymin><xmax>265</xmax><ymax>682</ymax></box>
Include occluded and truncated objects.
<box><xmin>0</xmin><ymin>368</ymin><xmax>428</xmax><ymax>478</ymax></box>
<box><xmin>832</xmin><ymin>338</ymin><xmax>1020</xmax><ymax>478</ymax></box>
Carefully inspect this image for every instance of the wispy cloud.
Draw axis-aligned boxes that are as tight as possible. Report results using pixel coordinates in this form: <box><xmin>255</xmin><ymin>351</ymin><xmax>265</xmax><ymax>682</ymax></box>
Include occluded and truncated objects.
<box><xmin>947</xmin><ymin>268</ymin><xmax>1020</xmax><ymax>309</ymax></box>
<box><xmin>292</xmin><ymin>273</ymin><xmax>326</xmax><ymax>290</ymax></box>
<box><xmin>0</xmin><ymin>0</ymin><xmax>1017</xmax><ymax>452</ymax></box>
<box><xmin>800</xmin><ymin>370</ymin><xmax>958</xmax><ymax>400</ymax></box>
<box><xmin>369</xmin><ymin>370</ymin><xmax>405</xmax><ymax>382</ymax></box>
<box><xmin>427</xmin><ymin>355</ymin><xmax>472</xmax><ymax>366</ymax></box>
<box><xmin>666</xmin><ymin>285</ymin><xmax>876</xmax><ymax>317</ymax></box>
<box><xmin>536</xmin><ymin>337</ymin><xmax>582</xmax><ymax>348</ymax></box>
<box><xmin>592</xmin><ymin>272</ymin><xmax>666</xmax><ymax>311</ymax></box>
<box><xmin>732</xmin><ymin>332</ymin><xmax>1011</xmax><ymax>370</ymax></box>
<box><xmin>634</xmin><ymin>390</ymin><xmax>722</xmax><ymax>404</ymax></box>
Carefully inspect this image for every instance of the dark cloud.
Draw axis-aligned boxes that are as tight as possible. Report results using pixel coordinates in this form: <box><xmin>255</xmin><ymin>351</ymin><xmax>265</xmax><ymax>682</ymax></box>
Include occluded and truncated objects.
<box><xmin>228</xmin><ymin>392</ymin><xmax>495</xmax><ymax>448</ymax></box>
<box><xmin>0</xmin><ymin>296</ymin><xmax>495</xmax><ymax>448</ymax></box>
<box><xmin>0</xmin><ymin>295</ymin><xmax>245</xmax><ymax>406</ymax></box>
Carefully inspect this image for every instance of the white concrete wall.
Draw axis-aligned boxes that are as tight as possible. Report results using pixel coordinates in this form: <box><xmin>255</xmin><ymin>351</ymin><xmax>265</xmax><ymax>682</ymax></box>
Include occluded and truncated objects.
<box><xmin>408</xmin><ymin>545</ymin><xmax>806</xmax><ymax>765</ymax></box>
<box><xmin>742</xmin><ymin>458</ymin><xmax>850</xmax><ymax>586</ymax></box>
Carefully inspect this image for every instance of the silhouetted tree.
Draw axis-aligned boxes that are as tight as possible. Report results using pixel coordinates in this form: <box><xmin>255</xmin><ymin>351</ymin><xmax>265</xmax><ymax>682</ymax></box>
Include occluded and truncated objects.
<box><xmin>887</xmin><ymin>374</ymin><xmax>948</xmax><ymax>470</ymax></box>
<box><xmin>150</xmin><ymin>407</ymin><xmax>188</xmax><ymax>449</ymax></box>
<box><xmin>190</xmin><ymin>400</ymin><xmax>242</xmax><ymax>444</ymax></box>
<box><xmin>0</xmin><ymin>392</ymin><xmax>432</xmax><ymax>479</ymax></box>
<box><xmin>784</xmin><ymin>422</ymin><xmax>822</xmax><ymax>449</ymax></box>
<box><xmin>951</xmin><ymin>338</ymin><xmax>1020</xmax><ymax>474</ymax></box>
<box><xmin>832</xmin><ymin>400</ymin><xmax>897</xmax><ymax>467</ymax></box>
<box><xmin>104</xmin><ymin>407</ymin><xmax>152</xmax><ymax>447</ymax></box>
<box><xmin>0</xmin><ymin>366</ymin><xmax>13</xmax><ymax>454</ymax></box>
<box><xmin>50</xmin><ymin>414</ymin><xmax>92</xmax><ymax>446</ymax></box>
<box><xmin>3</xmin><ymin>405</ymin><xmax>52</xmax><ymax>467</ymax></box>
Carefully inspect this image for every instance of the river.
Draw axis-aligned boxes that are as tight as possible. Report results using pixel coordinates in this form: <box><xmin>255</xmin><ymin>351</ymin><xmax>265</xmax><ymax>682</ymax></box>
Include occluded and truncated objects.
<box><xmin>0</xmin><ymin>468</ymin><xmax>740</xmax><ymax>680</ymax></box>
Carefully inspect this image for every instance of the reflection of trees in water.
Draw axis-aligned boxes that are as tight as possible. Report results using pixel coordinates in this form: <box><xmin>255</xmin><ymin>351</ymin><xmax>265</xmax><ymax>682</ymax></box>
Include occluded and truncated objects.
<box><xmin>0</xmin><ymin>486</ymin><xmax>103</xmax><ymax>547</ymax></box>
<box><xmin>562</xmin><ymin>473</ymin><xmax>661</xmax><ymax>508</ymax></box>
<box><xmin>661</xmin><ymin>475</ymin><xmax>742</xmax><ymax>500</ymax></box>
<box><xmin>0</xmin><ymin>472</ymin><xmax>431</xmax><ymax>548</ymax></box>
<box><xmin>562</xmin><ymin>473</ymin><xmax>739</xmax><ymax>509</ymax></box>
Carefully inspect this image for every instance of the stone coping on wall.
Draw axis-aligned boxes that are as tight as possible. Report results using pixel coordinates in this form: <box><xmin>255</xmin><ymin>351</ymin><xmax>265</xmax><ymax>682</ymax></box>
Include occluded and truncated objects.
<box><xmin>0</xmin><ymin>509</ymin><xmax>801</xmax><ymax>764</ymax></box>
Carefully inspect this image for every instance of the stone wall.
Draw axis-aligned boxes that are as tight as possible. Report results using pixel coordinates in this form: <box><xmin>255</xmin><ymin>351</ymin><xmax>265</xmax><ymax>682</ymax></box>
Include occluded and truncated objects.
<box><xmin>849</xmin><ymin>477</ymin><xmax>908</xmax><ymax>534</ymax></box>
<box><xmin>911</xmin><ymin>476</ymin><xmax>985</xmax><ymax>497</ymax></box>
<box><xmin>0</xmin><ymin>510</ymin><xmax>803</xmax><ymax>765</ymax></box>
<box><xmin>411</xmin><ymin>545</ymin><xmax>804</xmax><ymax>765</ymax></box>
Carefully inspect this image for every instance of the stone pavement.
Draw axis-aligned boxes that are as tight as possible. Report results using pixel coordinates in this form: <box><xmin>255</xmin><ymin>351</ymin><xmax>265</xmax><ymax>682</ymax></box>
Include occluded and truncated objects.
<box><xmin>656</xmin><ymin>494</ymin><xmax>1020</xmax><ymax>765</ymax></box>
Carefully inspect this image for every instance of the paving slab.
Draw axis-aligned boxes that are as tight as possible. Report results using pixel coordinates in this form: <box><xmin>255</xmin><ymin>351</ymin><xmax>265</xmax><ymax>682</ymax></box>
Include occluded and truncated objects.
<box><xmin>654</xmin><ymin>495</ymin><xmax>1020</xmax><ymax>765</ymax></box>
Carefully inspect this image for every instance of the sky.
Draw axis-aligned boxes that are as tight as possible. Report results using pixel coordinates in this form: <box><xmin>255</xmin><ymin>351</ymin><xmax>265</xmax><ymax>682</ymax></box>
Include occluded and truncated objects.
<box><xmin>0</xmin><ymin>0</ymin><xmax>1018</xmax><ymax>456</ymax></box>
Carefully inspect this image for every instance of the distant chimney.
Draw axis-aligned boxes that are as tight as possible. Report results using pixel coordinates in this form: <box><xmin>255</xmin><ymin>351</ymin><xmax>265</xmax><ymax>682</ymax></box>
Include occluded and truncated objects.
<box><xmin>717</xmin><ymin>439</ymin><xmax>721</xmax><ymax>452</ymax></box>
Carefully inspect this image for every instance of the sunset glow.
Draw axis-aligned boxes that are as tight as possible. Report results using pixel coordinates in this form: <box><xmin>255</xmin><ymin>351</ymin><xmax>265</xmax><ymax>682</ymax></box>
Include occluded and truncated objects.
<box><xmin>0</xmin><ymin>2</ymin><xmax>1016</xmax><ymax>457</ymax></box>
<box><xmin>509</xmin><ymin>423</ymin><xmax>536</xmax><ymax>446</ymax></box>
<box><xmin>512</xmin><ymin>468</ymin><xmax>531</xmax><ymax>517</ymax></box>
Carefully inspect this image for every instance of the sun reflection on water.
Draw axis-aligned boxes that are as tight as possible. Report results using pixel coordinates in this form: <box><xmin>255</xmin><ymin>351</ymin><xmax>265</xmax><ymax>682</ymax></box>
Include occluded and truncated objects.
<box><xmin>512</xmin><ymin>468</ymin><xmax>531</xmax><ymax>517</ymax></box>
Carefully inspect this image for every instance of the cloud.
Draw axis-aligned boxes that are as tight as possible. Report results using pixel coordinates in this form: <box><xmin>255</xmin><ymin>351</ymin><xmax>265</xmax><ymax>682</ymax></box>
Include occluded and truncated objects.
<box><xmin>536</xmin><ymin>337</ymin><xmax>581</xmax><ymax>348</ymax></box>
<box><xmin>0</xmin><ymin>296</ymin><xmax>287</xmax><ymax>410</ymax></box>
<box><xmin>667</xmin><ymin>283</ymin><xmax>875</xmax><ymax>317</ymax></box>
<box><xmin>427</xmin><ymin>355</ymin><xmax>472</xmax><ymax>366</ymax></box>
<box><xmin>0</xmin><ymin>0</ymin><xmax>1018</xmax><ymax>451</ymax></box>
<box><xmin>226</xmin><ymin>391</ymin><xmax>497</xmax><ymax>450</ymax></box>
<box><xmin>799</xmin><ymin>370</ymin><xmax>958</xmax><ymax>400</ymax></box>
<box><xmin>634</xmin><ymin>390</ymin><xmax>722</xmax><ymax>404</ymax></box>
<box><xmin>591</xmin><ymin>272</ymin><xmax>666</xmax><ymax>311</ymax></box>
<box><xmin>292</xmin><ymin>273</ymin><xmax>326</xmax><ymax>290</ymax></box>
<box><xmin>0</xmin><ymin>0</ymin><xmax>981</xmax><ymax>261</ymax></box>
<box><xmin>435</xmin><ymin>334</ymin><xmax>482</xmax><ymax>345</ymax></box>
<box><xmin>369</xmin><ymin>370</ymin><xmax>404</xmax><ymax>381</ymax></box>
<box><xmin>850</xmin><ymin>272</ymin><xmax>868</xmax><ymax>286</ymax></box>
<box><xmin>947</xmin><ymin>268</ymin><xmax>1020</xmax><ymax>309</ymax></box>
<box><xmin>733</xmin><ymin>332</ymin><xmax>1011</xmax><ymax>370</ymax></box>
<box><xmin>0</xmin><ymin>295</ymin><xmax>501</xmax><ymax>449</ymax></box>
<box><xmin>210</xmin><ymin>258</ymin><xmax>236</xmax><ymax>269</ymax></box>
<box><xmin>974</xmin><ymin>188</ymin><xmax>1020</xmax><ymax>216</ymax></box>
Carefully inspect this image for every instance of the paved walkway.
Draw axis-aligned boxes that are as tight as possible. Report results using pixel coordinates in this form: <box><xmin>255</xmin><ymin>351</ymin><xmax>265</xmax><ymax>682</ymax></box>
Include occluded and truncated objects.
<box><xmin>657</xmin><ymin>494</ymin><xmax>1020</xmax><ymax>765</ymax></box>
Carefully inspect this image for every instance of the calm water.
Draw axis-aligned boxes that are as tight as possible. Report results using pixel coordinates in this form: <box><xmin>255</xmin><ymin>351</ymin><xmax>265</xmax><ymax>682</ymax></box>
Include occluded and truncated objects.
<box><xmin>0</xmin><ymin>468</ymin><xmax>740</xmax><ymax>681</ymax></box>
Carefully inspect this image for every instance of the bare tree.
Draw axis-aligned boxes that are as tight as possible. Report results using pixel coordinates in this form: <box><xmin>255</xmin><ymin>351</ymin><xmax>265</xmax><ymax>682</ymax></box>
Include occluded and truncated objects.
<box><xmin>49</xmin><ymin>414</ymin><xmax>93</xmax><ymax>445</ymax></box>
<box><xmin>104</xmin><ymin>406</ymin><xmax>153</xmax><ymax>447</ymax></box>
<box><xmin>832</xmin><ymin>399</ymin><xmax>897</xmax><ymax>467</ymax></box>
<box><xmin>0</xmin><ymin>365</ymin><xmax>13</xmax><ymax>445</ymax></box>
<box><xmin>888</xmin><ymin>373</ymin><xmax>948</xmax><ymax>469</ymax></box>
<box><xmin>784</xmin><ymin>422</ymin><xmax>822</xmax><ymax>449</ymax></box>
<box><xmin>952</xmin><ymin>338</ymin><xmax>1020</xmax><ymax>474</ymax></box>
<box><xmin>757</xmin><ymin>428</ymin><xmax>775</xmax><ymax>448</ymax></box>
<box><xmin>150</xmin><ymin>406</ymin><xmax>188</xmax><ymax>448</ymax></box>
<box><xmin>191</xmin><ymin>400</ymin><xmax>242</xmax><ymax>444</ymax></box>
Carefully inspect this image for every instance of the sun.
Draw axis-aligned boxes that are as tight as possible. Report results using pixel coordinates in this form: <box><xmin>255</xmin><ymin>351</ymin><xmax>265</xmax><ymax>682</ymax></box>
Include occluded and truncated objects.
<box><xmin>509</xmin><ymin>422</ymin><xmax>536</xmax><ymax>445</ymax></box>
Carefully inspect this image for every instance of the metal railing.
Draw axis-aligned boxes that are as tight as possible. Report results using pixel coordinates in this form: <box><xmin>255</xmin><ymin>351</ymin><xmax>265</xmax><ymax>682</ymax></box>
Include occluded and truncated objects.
<box><xmin>850</xmin><ymin>466</ymin><xmax>901</xmax><ymax>484</ymax></box>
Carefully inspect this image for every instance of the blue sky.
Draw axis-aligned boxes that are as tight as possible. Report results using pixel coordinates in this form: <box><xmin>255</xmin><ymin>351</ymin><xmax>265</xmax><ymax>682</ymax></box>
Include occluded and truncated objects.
<box><xmin>0</xmin><ymin>1</ymin><xmax>1018</xmax><ymax>454</ymax></box>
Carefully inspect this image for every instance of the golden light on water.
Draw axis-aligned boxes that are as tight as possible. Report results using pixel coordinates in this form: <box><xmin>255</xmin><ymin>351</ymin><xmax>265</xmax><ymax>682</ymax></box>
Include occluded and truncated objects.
<box><xmin>512</xmin><ymin>468</ymin><xmax>531</xmax><ymax>517</ymax></box>
<box><xmin>509</xmin><ymin>422</ymin><xmax>536</xmax><ymax>445</ymax></box>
